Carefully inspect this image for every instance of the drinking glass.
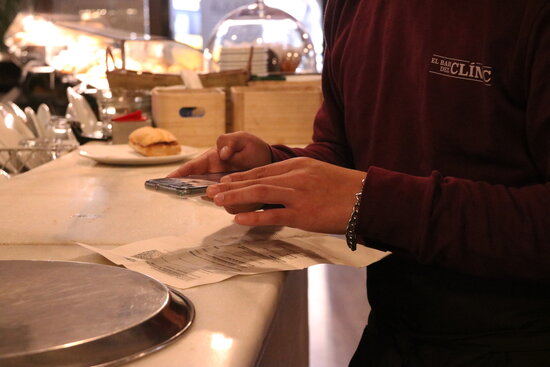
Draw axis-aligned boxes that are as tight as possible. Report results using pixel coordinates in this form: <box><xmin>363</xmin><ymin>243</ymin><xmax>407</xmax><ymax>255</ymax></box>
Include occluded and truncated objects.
<box><xmin>96</xmin><ymin>88</ymin><xmax>152</xmax><ymax>135</ymax></box>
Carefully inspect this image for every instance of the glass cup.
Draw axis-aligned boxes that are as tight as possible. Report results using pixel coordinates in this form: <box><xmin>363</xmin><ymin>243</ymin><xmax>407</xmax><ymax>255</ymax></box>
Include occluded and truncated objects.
<box><xmin>17</xmin><ymin>137</ymin><xmax>79</xmax><ymax>170</ymax></box>
<box><xmin>47</xmin><ymin>116</ymin><xmax>78</xmax><ymax>143</ymax></box>
<box><xmin>96</xmin><ymin>89</ymin><xmax>152</xmax><ymax>129</ymax></box>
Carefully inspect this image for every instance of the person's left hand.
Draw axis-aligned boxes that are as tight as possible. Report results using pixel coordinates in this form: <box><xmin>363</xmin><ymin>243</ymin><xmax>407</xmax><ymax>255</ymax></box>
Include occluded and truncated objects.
<box><xmin>205</xmin><ymin>157</ymin><xmax>367</xmax><ymax>234</ymax></box>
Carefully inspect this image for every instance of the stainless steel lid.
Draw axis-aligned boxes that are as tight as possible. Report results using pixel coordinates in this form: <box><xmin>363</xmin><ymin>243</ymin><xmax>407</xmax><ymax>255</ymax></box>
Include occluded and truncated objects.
<box><xmin>0</xmin><ymin>260</ymin><xmax>194</xmax><ymax>366</ymax></box>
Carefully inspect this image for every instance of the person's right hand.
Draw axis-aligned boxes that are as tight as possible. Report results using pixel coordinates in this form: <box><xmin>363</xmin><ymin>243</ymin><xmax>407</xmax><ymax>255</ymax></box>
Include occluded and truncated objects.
<box><xmin>167</xmin><ymin>131</ymin><xmax>272</xmax><ymax>178</ymax></box>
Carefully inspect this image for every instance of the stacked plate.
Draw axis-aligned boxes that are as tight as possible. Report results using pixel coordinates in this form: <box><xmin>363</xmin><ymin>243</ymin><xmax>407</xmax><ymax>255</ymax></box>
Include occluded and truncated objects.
<box><xmin>219</xmin><ymin>47</ymin><xmax>269</xmax><ymax>75</ymax></box>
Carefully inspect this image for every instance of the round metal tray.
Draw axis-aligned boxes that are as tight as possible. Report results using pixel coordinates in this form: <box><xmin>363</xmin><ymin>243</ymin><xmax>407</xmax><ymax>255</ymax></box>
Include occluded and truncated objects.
<box><xmin>0</xmin><ymin>260</ymin><xmax>194</xmax><ymax>366</ymax></box>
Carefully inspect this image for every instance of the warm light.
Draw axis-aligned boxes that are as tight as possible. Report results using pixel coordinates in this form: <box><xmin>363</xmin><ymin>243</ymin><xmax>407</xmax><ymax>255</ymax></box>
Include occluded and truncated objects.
<box><xmin>20</xmin><ymin>15</ymin><xmax>66</xmax><ymax>47</ymax></box>
<box><xmin>3</xmin><ymin>114</ymin><xmax>14</xmax><ymax>129</ymax></box>
<box><xmin>8</xmin><ymin>12</ymin><xmax>203</xmax><ymax>87</ymax></box>
<box><xmin>210</xmin><ymin>333</ymin><xmax>233</xmax><ymax>351</ymax></box>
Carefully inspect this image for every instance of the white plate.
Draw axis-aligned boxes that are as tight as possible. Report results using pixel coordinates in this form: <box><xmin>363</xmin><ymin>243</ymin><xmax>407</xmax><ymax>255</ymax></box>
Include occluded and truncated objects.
<box><xmin>5</xmin><ymin>102</ymin><xmax>37</xmax><ymax>137</ymax></box>
<box><xmin>79</xmin><ymin>144</ymin><xmax>199</xmax><ymax>166</ymax></box>
<box><xmin>67</xmin><ymin>87</ymin><xmax>98</xmax><ymax>135</ymax></box>
<box><xmin>25</xmin><ymin>107</ymin><xmax>46</xmax><ymax>138</ymax></box>
<box><xmin>220</xmin><ymin>47</ymin><xmax>268</xmax><ymax>55</ymax></box>
<box><xmin>0</xmin><ymin>104</ymin><xmax>34</xmax><ymax>140</ymax></box>
<box><xmin>0</xmin><ymin>111</ymin><xmax>25</xmax><ymax>173</ymax></box>
<box><xmin>220</xmin><ymin>54</ymin><xmax>268</xmax><ymax>62</ymax></box>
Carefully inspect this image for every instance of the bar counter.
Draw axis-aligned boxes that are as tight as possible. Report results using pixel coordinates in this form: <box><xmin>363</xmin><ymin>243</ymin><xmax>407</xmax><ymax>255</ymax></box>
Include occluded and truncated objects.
<box><xmin>0</xmin><ymin>148</ymin><xmax>308</xmax><ymax>367</ymax></box>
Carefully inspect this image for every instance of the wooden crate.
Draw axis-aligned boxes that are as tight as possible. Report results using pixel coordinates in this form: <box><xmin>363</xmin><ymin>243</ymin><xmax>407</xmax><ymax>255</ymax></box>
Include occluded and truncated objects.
<box><xmin>107</xmin><ymin>69</ymin><xmax>182</xmax><ymax>90</ymax></box>
<box><xmin>107</xmin><ymin>69</ymin><xmax>249</xmax><ymax>90</ymax></box>
<box><xmin>230</xmin><ymin>82</ymin><xmax>322</xmax><ymax>145</ymax></box>
<box><xmin>152</xmin><ymin>87</ymin><xmax>225</xmax><ymax>147</ymax></box>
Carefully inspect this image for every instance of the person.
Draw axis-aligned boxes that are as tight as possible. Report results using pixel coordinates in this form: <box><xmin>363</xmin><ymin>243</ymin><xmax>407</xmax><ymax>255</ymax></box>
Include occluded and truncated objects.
<box><xmin>170</xmin><ymin>1</ymin><xmax>550</xmax><ymax>365</ymax></box>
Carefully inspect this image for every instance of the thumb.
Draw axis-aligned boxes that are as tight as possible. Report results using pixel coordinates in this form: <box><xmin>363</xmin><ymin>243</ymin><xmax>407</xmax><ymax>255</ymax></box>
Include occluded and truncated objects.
<box><xmin>216</xmin><ymin>132</ymin><xmax>249</xmax><ymax>161</ymax></box>
<box><xmin>219</xmin><ymin>145</ymin><xmax>232</xmax><ymax>161</ymax></box>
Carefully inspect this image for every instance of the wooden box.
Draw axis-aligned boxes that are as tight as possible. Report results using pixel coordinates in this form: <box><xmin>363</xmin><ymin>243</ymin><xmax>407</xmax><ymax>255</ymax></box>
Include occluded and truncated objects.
<box><xmin>107</xmin><ymin>69</ymin><xmax>249</xmax><ymax>91</ymax></box>
<box><xmin>107</xmin><ymin>69</ymin><xmax>182</xmax><ymax>90</ymax></box>
<box><xmin>152</xmin><ymin>87</ymin><xmax>225</xmax><ymax>147</ymax></box>
<box><xmin>230</xmin><ymin>82</ymin><xmax>323</xmax><ymax>145</ymax></box>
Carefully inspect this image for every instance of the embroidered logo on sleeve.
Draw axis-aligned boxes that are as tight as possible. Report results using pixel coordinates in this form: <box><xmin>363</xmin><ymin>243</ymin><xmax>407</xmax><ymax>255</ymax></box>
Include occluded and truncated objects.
<box><xmin>429</xmin><ymin>54</ymin><xmax>492</xmax><ymax>86</ymax></box>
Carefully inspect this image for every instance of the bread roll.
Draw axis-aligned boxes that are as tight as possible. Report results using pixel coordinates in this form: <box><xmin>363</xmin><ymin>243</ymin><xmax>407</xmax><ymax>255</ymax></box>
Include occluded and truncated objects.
<box><xmin>128</xmin><ymin>126</ymin><xmax>181</xmax><ymax>157</ymax></box>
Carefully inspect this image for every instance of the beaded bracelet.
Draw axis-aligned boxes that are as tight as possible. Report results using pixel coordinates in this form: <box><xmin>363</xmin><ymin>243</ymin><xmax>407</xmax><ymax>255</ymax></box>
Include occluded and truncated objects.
<box><xmin>345</xmin><ymin>178</ymin><xmax>366</xmax><ymax>251</ymax></box>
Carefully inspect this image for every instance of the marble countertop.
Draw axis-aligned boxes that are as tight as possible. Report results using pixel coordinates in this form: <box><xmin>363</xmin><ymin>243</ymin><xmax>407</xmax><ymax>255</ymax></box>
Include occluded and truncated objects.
<box><xmin>0</xmin><ymin>149</ymin><xmax>308</xmax><ymax>367</ymax></box>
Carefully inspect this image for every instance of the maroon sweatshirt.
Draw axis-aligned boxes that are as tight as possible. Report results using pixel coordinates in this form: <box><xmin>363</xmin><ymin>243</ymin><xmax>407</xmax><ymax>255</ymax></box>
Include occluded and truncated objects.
<box><xmin>271</xmin><ymin>0</ymin><xmax>550</xmax><ymax>352</ymax></box>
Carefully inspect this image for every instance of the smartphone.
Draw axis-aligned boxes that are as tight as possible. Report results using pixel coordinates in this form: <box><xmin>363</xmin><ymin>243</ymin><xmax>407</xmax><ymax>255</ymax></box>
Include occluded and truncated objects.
<box><xmin>145</xmin><ymin>173</ymin><xmax>230</xmax><ymax>197</ymax></box>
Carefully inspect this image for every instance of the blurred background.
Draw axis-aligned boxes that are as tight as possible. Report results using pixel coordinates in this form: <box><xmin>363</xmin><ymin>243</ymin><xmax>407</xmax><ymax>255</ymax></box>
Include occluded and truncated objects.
<box><xmin>0</xmin><ymin>0</ymin><xmax>325</xmax><ymax>110</ymax></box>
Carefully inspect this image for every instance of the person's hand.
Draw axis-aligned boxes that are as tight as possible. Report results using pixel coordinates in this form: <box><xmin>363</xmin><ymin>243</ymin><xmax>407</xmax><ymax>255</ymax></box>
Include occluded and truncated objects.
<box><xmin>205</xmin><ymin>157</ymin><xmax>367</xmax><ymax>234</ymax></box>
<box><xmin>167</xmin><ymin>132</ymin><xmax>272</xmax><ymax>178</ymax></box>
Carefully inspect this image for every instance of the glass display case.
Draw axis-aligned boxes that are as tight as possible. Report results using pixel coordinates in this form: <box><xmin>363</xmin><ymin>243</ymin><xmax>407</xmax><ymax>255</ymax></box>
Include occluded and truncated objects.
<box><xmin>3</xmin><ymin>0</ymin><xmax>203</xmax><ymax>89</ymax></box>
<box><xmin>204</xmin><ymin>0</ymin><xmax>317</xmax><ymax>75</ymax></box>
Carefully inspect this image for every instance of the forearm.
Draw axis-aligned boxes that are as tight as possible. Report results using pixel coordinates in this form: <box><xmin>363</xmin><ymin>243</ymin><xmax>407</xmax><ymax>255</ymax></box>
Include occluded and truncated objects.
<box><xmin>270</xmin><ymin>141</ymin><xmax>353</xmax><ymax>167</ymax></box>
<box><xmin>358</xmin><ymin>166</ymin><xmax>550</xmax><ymax>280</ymax></box>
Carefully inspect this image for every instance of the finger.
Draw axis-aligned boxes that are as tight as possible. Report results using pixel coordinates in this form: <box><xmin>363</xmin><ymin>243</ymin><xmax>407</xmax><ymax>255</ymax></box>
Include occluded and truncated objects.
<box><xmin>216</xmin><ymin>132</ymin><xmax>250</xmax><ymax>161</ymax></box>
<box><xmin>167</xmin><ymin>148</ymin><xmax>230</xmax><ymax>178</ymax></box>
<box><xmin>212</xmin><ymin>184</ymin><xmax>294</xmax><ymax>207</ymax></box>
<box><xmin>207</xmin><ymin>173</ymin><xmax>298</xmax><ymax>197</ymax></box>
<box><xmin>219</xmin><ymin>145</ymin><xmax>232</xmax><ymax>161</ymax></box>
<box><xmin>221</xmin><ymin>159</ymin><xmax>299</xmax><ymax>183</ymax></box>
<box><xmin>166</xmin><ymin>159</ymin><xmax>204</xmax><ymax>177</ymax></box>
<box><xmin>201</xmin><ymin>197</ymin><xmax>262</xmax><ymax>215</ymax></box>
<box><xmin>234</xmin><ymin>208</ymin><xmax>293</xmax><ymax>227</ymax></box>
<box><xmin>224</xmin><ymin>203</ymin><xmax>264</xmax><ymax>215</ymax></box>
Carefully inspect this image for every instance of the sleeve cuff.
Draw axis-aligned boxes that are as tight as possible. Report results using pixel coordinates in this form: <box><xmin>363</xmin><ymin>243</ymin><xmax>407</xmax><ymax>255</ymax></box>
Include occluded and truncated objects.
<box><xmin>269</xmin><ymin>145</ymin><xmax>301</xmax><ymax>162</ymax></box>
<box><xmin>357</xmin><ymin>166</ymin><xmax>440</xmax><ymax>253</ymax></box>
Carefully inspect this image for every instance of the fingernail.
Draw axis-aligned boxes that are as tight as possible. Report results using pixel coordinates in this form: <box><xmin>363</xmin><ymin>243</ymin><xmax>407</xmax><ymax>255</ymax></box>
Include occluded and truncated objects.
<box><xmin>220</xmin><ymin>146</ymin><xmax>230</xmax><ymax>160</ymax></box>
<box><xmin>207</xmin><ymin>185</ymin><xmax>220</xmax><ymax>196</ymax></box>
<box><xmin>220</xmin><ymin>176</ymin><xmax>231</xmax><ymax>183</ymax></box>
<box><xmin>235</xmin><ymin>213</ymin><xmax>250</xmax><ymax>225</ymax></box>
<box><xmin>214</xmin><ymin>193</ymin><xmax>224</xmax><ymax>205</ymax></box>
